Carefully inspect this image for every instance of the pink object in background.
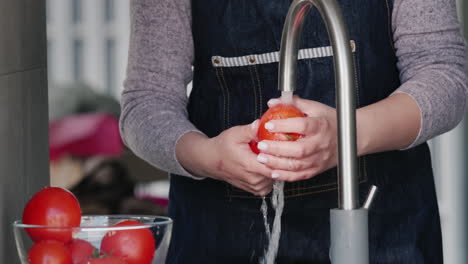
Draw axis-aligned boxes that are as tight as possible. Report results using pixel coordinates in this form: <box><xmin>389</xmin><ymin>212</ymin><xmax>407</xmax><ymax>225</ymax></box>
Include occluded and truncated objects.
<box><xmin>134</xmin><ymin>181</ymin><xmax>170</xmax><ymax>208</ymax></box>
<box><xmin>49</xmin><ymin>113</ymin><xmax>123</xmax><ymax>162</ymax></box>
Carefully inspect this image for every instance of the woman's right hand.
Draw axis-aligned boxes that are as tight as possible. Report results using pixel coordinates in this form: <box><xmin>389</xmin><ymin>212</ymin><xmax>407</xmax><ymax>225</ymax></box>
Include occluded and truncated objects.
<box><xmin>176</xmin><ymin>121</ymin><xmax>274</xmax><ymax>196</ymax></box>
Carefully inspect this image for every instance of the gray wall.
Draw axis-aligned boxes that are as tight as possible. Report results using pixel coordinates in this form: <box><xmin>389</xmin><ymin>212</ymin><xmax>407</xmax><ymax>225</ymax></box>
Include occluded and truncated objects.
<box><xmin>0</xmin><ymin>0</ymin><xmax>49</xmax><ymax>263</ymax></box>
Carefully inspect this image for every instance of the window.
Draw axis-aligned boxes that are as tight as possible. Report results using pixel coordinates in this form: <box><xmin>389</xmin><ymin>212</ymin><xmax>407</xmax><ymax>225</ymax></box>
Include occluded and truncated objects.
<box><xmin>73</xmin><ymin>39</ymin><xmax>83</xmax><ymax>81</ymax></box>
<box><xmin>72</xmin><ymin>0</ymin><xmax>82</xmax><ymax>24</ymax></box>
<box><xmin>105</xmin><ymin>38</ymin><xmax>116</xmax><ymax>94</ymax></box>
<box><xmin>104</xmin><ymin>0</ymin><xmax>115</xmax><ymax>22</ymax></box>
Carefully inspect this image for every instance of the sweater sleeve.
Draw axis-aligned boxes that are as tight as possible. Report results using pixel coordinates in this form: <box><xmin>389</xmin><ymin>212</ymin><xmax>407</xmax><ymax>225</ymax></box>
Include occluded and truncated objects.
<box><xmin>119</xmin><ymin>0</ymin><xmax>204</xmax><ymax>179</ymax></box>
<box><xmin>392</xmin><ymin>0</ymin><xmax>468</xmax><ymax>148</ymax></box>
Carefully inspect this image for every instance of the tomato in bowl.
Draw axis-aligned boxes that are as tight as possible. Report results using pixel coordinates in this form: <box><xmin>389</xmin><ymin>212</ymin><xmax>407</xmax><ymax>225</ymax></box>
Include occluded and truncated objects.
<box><xmin>13</xmin><ymin>215</ymin><xmax>172</xmax><ymax>264</ymax></box>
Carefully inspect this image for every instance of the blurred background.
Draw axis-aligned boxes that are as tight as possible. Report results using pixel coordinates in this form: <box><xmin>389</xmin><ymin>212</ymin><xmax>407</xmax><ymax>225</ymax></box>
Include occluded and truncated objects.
<box><xmin>46</xmin><ymin>0</ymin><xmax>169</xmax><ymax>217</ymax></box>
<box><xmin>0</xmin><ymin>0</ymin><xmax>467</xmax><ymax>263</ymax></box>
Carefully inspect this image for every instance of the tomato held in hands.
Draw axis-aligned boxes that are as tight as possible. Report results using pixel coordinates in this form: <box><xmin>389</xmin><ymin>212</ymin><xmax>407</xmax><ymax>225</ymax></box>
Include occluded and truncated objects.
<box><xmin>28</xmin><ymin>240</ymin><xmax>72</xmax><ymax>264</ymax></box>
<box><xmin>78</xmin><ymin>256</ymin><xmax>128</xmax><ymax>264</ymax></box>
<box><xmin>66</xmin><ymin>239</ymin><xmax>97</xmax><ymax>264</ymax></box>
<box><xmin>249</xmin><ymin>140</ymin><xmax>260</xmax><ymax>154</ymax></box>
<box><xmin>258</xmin><ymin>104</ymin><xmax>306</xmax><ymax>141</ymax></box>
<box><xmin>22</xmin><ymin>187</ymin><xmax>82</xmax><ymax>243</ymax></box>
<box><xmin>100</xmin><ymin>220</ymin><xmax>155</xmax><ymax>264</ymax></box>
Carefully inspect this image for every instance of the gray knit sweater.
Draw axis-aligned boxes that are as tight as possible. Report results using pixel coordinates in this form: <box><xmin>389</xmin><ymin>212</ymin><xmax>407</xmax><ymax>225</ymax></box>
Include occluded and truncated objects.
<box><xmin>120</xmin><ymin>0</ymin><xmax>468</xmax><ymax>178</ymax></box>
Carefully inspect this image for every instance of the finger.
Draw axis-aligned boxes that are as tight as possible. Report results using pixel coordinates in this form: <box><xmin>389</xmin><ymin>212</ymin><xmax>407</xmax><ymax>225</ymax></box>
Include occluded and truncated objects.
<box><xmin>270</xmin><ymin>168</ymin><xmax>320</xmax><ymax>182</ymax></box>
<box><xmin>251</xmin><ymin>178</ymin><xmax>274</xmax><ymax>196</ymax></box>
<box><xmin>264</xmin><ymin>117</ymin><xmax>322</xmax><ymax>135</ymax></box>
<box><xmin>257</xmin><ymin>181</ymin><xmax>274</xmax><ymax>196</ymax></box>
<box><xmin>267</xmin><ymin>98</ymin><xmax>281</xmax><ymax>107</ymax></box>
<box><xmin>229</xmin><ymin>180</ymin><xmax>261</xmax><ymax>195</ymax></box>
<box><xmin>257</xmin><ymin>140</ymin><xmax>320</xmax><ymax>158</ymax></box>
<box><xmin>268</xmin><ymin>97</ymin><xmax>302</xmax><ymax>108</ymax></box>
<box><xmin>291</xmin><ymin>95</ymin><xmax>310</xmax><ymax>109</ymax></box>
<box><xmin>243</xmin><ymin>155</ymin><xmax>273</xmax><ymax>178</ymax></box>
<box><xmin>231</xmin><ymin>176</ymin><xmax>273</xmax><ymax>196</ymax></box>
<box><xmin>251</xmin><ymin>119</ymin><xmax>260</xmax><ymax>132</ymax></box>
<box><xmin>291</xmin><ymin>95</ymin><xmax>318</xmax><ymax>111</ymax></box>
<box><xmin>251</xmin><ymin>185</ymin><xmax>273</xmax><ymax>196</ymax></box>
<box><xmin>231</xmin><ymin>119</ymin><xmax>259</xmax><ymax>143</ymax></box>
<box><xmin>292</xmin><ymin>96</ymin><xmax>331</xmax><ymax>117</ymax></box>
<box><xmin>228</xmin><ymin>172</ymin><xmax>266</xmax><ymax>192</ymax></box>
<box><xmin>257</xmin><ymin>153</ymin><xmax>316</xmax><ymax>171</ymax></box>
<box><xmin>241</xmin><ymin>170</ymin><xmax>270</xmax><ymax>185</ymax></box>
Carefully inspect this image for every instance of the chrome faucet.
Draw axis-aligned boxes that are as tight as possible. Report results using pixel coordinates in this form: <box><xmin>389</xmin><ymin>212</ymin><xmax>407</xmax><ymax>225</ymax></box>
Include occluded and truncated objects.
<box><xmin>279</xmin><ymin>0</ymin><xmax>358</xmax><ymax>210</ymax></box>
<box><xmin>278</xmin><ymin>0</ymin><xmax>373</xmax><ymax>263</ymax></box>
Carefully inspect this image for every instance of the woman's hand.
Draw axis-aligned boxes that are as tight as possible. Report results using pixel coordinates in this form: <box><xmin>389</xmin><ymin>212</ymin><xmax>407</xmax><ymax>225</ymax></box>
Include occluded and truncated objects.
<box><xmin>176</xmin><ymin>121</ymin><xmax>274</xmax><ymax>196</ymax></box>
<box><xmin>256</xmin><ymin>97</ymin><xmax>338</xmax><ymax>182</ymax></box>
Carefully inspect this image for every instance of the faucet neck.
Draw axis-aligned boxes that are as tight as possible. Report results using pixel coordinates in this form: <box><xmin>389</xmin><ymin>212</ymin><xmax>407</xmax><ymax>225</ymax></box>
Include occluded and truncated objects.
<box><xmin>278</xmin><ymin>0</ymin><xmax>359</xmax><ymax>210</ymax></box>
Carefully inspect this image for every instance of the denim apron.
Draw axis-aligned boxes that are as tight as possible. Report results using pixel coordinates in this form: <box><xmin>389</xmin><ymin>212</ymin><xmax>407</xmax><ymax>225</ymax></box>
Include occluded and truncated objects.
<box><xmin>167</xmin><ymin>0</ymin><xmax>443</xmax><ymax>263</ymax></box>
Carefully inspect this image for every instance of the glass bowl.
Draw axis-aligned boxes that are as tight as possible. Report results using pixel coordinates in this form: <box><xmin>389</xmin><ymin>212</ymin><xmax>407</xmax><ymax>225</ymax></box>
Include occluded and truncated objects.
<box><xmin>13</xmin><ymin>215</ymin><xmax>172</xmax><ymax>264</ymax></box>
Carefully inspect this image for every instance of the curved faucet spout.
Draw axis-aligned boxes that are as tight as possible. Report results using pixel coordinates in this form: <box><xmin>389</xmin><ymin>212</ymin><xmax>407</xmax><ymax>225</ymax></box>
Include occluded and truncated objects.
<box><xmin>278</xmin><ymin>0</ymin><xmax>358</xmax><ymax>210</ymax></box>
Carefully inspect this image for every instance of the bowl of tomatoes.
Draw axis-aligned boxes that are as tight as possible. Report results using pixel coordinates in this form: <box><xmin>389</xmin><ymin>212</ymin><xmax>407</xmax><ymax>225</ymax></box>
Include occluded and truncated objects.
<box><xmin>13</xmin><ymin>187</ymin><xmax>173</xmax><ymax>264</ymax></box>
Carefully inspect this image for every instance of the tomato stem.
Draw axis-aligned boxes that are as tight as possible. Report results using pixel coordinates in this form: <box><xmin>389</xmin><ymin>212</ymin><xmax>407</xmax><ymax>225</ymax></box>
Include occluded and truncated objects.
<box><xmin>92</xmin><ymin>248</ymin><xmax>101</xmax><ymax>258</ymax></box>
<box><xmin>285</xmin><ymin>133</ymin><xmax>295</xmax><ymax>141</ymax></box>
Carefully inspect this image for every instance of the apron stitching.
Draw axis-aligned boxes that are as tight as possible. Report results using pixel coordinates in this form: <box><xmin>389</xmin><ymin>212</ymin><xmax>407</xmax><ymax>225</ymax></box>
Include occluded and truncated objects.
<box><xmin>228</xmin><ymin>176</ymin><xmax>368</xmax><ymax>199</ymax></box>
<box><xmin>228</xmin><ymin>187</ymin><xmax>338</xmax><ymax>199</ymax></box>
<box><xmin>248</xmin><ymin>66</ymin><xmax>259</xmax><ymax>118</ymax></box>
<box><xmin>353</xmin><ymin>43</ymin><xmax>361</xmax><ymax>108</ymax></box>
<box><xmin>284</xmin><ymin>181</ymin><xmax>337</xmax><ymax>191</ymax></box>
<box><xmin>385</xmin><ymin>0</ymin><xmax>396</xmax><ymax>53</ymax></box>
<box><xmin>253</xmin><ymin>64</ymin><xmax>264</xmax><ymax>116</ymax></box>
<box><xmin>352</xmin><ymin>43</ymin><xmax>369</xmax><ymax>184</ymax></box>
<box><xmin>214</xmin><ymin>67</ymin><xmax>228</xmax><ymax>129</ymax></box>
<box><xmin>215</xmin><ymin>67</ymin><xmax>234</xmax><ymax>199</ymax></box>
<box><xmin>286</xmin><ymin>187</ymin><xmax>338</xmax><ymax>197</ymax></box>
<box><xmin>219</xmin><ymin>67</ymin><xmax>231</xmax><ymax>127</ymax></box>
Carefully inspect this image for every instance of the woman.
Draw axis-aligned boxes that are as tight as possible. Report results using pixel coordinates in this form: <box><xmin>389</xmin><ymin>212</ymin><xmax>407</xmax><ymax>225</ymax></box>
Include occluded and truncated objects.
<box><xmin>120</xmin><ymin>0</ymin><xmax>467</xmax><ymax>262</ymax></box>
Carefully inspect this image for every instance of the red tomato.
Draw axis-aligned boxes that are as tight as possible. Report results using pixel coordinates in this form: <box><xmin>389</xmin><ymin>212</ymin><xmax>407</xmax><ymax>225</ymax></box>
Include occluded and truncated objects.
<box><xmin>66</xmin><ymin>239</ymin><xmax>97</xmax><ymax>264</ymax></box>
<box><xmin>249</xmin><ymin>140</ymin><xmax>260</xmax><ymax>154</ymax></box>
<box><xmin>258</xmin><ymin>104</ymin><xmax>306</xmax><ymax>141</ymax></box>
<box><xmin>78</xmin><ymin>256</ymin><xmax>128</xmax><ymax>264</ymax></box>
<box><xmin>28</xmin><ymin>240</ymin><xmax>72</xmax><ymax>264</ymax></box>
<box><xmin>22</xmin><ymin>187</ymin><xmax>82</xmax><ymax>243</ymax></box>
<box><xmin>100</xmin><ymin>220</ymin><xmax>155</xmax><ymax>264</ymax></box>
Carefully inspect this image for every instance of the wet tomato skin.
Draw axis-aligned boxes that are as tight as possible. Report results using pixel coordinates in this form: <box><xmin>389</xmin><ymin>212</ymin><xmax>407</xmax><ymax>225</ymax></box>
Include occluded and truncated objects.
<box><xmin>257</xmin><ymin>104</ymin><xmax>306</xmax><ymax>142</ymax></box>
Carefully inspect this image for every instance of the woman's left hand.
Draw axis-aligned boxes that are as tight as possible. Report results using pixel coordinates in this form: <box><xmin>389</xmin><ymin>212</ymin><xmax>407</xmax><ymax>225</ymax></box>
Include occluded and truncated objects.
<box><xmin>256</xmin><ymin>96</ymin><xmax>338</xmax><ymax>182</ymax></box>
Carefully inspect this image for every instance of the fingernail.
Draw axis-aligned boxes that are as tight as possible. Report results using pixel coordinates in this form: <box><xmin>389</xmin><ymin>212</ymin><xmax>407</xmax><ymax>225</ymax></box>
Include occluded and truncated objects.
<box><xmin>268</xmin><ymin>99</ymin><xmax>281</xmax><ymax>106</ymax></box>
<box><xmin>272</xmin><ymin>172</ymin><xmax>280</xmax><ymax>179</ymax></box>
<box><xmin>251</xmin><ymin>120</ymin><xmax>259</xmax><ymax>130</ymax></box>
<box><xmin>265</xmin><ymin>122</ymin><xmax>274</xmax><ymax>131</ymax></box>
<box><xmin>257</xmin><ymin>141</ymin><xmax>268</xmax><ymax>150</ymax></box>
<box><xmin>257</xmin><ymin>154</ymin><xmax>268</xmax><ymax>163</ymax></box>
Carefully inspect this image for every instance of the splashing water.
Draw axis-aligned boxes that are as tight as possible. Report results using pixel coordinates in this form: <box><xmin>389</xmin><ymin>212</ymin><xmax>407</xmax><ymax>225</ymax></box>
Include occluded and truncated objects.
<box><xmin>260</xmin><ymin>181</ymin><xmax>285</xmax><ymax>264</ymax></box>
<box><xmin>261</xmin><ymin>197</ymin><xmax>271</xmax><ymax>241</ymax></box>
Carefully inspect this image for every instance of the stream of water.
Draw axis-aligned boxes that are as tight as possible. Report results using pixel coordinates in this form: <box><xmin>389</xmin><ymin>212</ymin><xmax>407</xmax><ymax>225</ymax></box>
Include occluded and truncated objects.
<box><xmin>260</xmin><ymin>91</ymin><xmax>293</xmax><ymax>264</ymax></box>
